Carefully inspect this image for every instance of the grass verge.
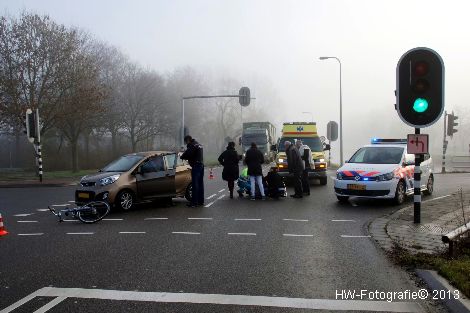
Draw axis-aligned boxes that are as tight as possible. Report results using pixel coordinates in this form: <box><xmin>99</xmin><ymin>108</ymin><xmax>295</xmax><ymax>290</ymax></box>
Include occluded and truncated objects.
<box><xmin>0</xmin><ymin>169</ymin><xmax>96</xmax><ymax>181</ymax></box>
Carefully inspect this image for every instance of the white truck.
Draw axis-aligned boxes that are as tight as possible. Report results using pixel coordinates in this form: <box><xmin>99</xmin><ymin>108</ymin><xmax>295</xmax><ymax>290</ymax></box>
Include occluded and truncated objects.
<box><xmin>241</xmin><ymin>122</ymin><xmax>277</xmax><ymax>162</ymax></box>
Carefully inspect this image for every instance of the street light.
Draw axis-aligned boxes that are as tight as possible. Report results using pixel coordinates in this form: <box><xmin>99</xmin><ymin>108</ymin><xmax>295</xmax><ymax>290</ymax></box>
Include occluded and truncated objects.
<box><xmin>302</xmin><ymin>111</ymin><xmax>314</xmax><ymax>123</ymax></box>
<box><xmin>319</xmin><ymin>56</ymin><xmax>343</xmax><ymax>165</ymax></box>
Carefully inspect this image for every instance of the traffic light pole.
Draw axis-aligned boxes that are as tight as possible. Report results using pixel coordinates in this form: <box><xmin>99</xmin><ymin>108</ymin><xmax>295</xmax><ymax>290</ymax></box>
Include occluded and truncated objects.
<box><xmin>35</xmin><ymin>109</ymin><xmax>43</xmax><ymax>182</ymax></box>
<box><xmin>442</xmin><ymin>111</ymin><xmax>447</xmax><ymax>173</ymax></box>
<box><xmin>414</xmin><ymin>127</ymin><xmax>421</xmax><ymax>224</ymax></box>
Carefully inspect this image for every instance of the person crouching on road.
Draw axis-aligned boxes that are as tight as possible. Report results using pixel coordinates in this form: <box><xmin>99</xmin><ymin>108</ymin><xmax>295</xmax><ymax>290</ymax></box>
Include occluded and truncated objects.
<box><xmin>244</xmin><ymin>142</ymin><xmax>266</xmax><ymax>200</ymax></box>
<box><xmin>285</xmin><ymin>140</ymin><xmax>304</xmax><ymax>198</ymax></box>
<box><xmin>181</xmin><ymin>135</ymin><xmax>204</xmax><ymax>207</ymax></box>
<box><xmin>266</xmin><ymin>166</ymin><xmax>283</xmax><ymax>199</ymax></box>
<box><xmin>218</xmin><ymin>141</ymin><xmax>241</xmax><ymax>199</ymax></box>
<box><xmin>296</xmin><ymin>139</ymin><xmax>311</xmax><ymax>196</ymax></box>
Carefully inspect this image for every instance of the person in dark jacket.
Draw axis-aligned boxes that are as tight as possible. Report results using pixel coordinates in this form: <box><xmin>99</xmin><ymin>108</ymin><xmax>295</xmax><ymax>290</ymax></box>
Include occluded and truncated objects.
<box><xmin>218</xmin><ymin>142</ymin><xmax>240</xmax><ymax>199</ymax></box>
<box><xmin>284</xmin><ymin>140</ymin><xmax>304</xmax><ymax>198</ymax></box>
<box><xmin>244</xmin><ymin>142</ymin><xmax>265</xmax><ymax>200</ymax></box>
<box><xmin>180</xmin><ymin>135</ymin><xmax>204</xmax><ymax>207</ymax></box>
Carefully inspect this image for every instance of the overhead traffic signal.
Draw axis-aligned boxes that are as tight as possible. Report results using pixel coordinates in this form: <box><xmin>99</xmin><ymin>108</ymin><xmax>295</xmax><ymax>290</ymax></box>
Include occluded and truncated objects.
<box><xmin>447</xmin><ymin>112</ymin><xmax>458</xmax><ymax>137</ymax></box>
<box><xmin>396</xmin><ymin>47</ymin><xmax>444</xmax><ymax>127</ymax></box>
<box><xmin>239</xmin><ymin>87</ymin><xmax>250</xmax><ymax>107</ymax></box>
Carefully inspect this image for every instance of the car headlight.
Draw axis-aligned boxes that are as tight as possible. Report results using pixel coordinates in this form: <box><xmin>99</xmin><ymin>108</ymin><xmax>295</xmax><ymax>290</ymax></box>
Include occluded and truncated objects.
<box><xmin>376</xmin><ymin>172</ymin><xmax>394</xmax><ymax>181</ymax></box>
<box><xmin>336</xmin><ymin>172</ymin><xmax>343</xmax><ymax>180</ymax></box>
<box><xmin>278</xmin><ymin>158</ymin><xmax>284</xmax><ymax>163</ymax></box>
<box><xmin>99</xmin><ymin>174</ymin><xmax>120</xmax><ymax>186</ymax></box>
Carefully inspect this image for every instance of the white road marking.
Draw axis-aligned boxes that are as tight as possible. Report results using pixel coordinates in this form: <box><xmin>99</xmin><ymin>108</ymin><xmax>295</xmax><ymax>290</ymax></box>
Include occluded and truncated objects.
<box><xmin>51</xmin><ymin>204</ymin><xmax>69</xmax><ymax>207</ymax></box>
<box><xmin>63</xmin><ymin>220</ymin><xmax>79</xmax><ymax>222</ymax></box>
<box><xmin>144</xmin><ymin>217</ymin><xmax>168</xmax><ymax>220</ymax></box>
<box><xmin>227</xmin><ymin>233</ymin><xmax>256</xmax><ymax>236</ymax></box>
<box><xmin>218</xmin><ymin>189</ymin><xmax>225</xmax><ymax>193</ymax></box>
<box><xmin>206</xmin><ymin>194</ymin><xmax>217</xmax><ymax>200</ymax></box>
<box><xmin>204</xmin><ymin>201</ymin><xmax>215</xmax><ymax>208</ymax></box>
<box><xmin>217</xmin><ymin>195</ymin><xmax>225</xmax><ymax>200</ymax></box>
<box><xmin>102</xmin><ymin>218</ymin><xmax>123</xmax><ymax>221</ymax></box>
<box><xmin>17</xmin><ymin>220</ymin><xmax>38</xmax><ymax>223</ymax></box>
<box><xmin>235</xmin><ymin>218</ymin><xmax>261</xmax><ymax>221</ymax></box>
<box><xmin>66</xmin><ymin>232</ymin><xmax>94</xmax><ymax>235</ymax></box>
<box><xmin>13</xmin><ymin>214</ymin><xmax>34</xmax><ymax>217</ymax></box>
<box><xmin>172</xmin><ymin>232</ymin><xmax>200</xmax><ymax>235</ymax></box>
<box><xmin>119</xmin><ymin>231</ymin><xmax>146</xmax><ymax>234</ymax></box>
<box><xmin>37</xmin><ymin>209</ymin><xmax>49</xmax><ymax>212</ymax></box>
<box><xmin>341</xmin><ymin>235</ymin><xmax>371</xmax><ymax>238</ymax></box>
<box><xmin>17</xmin><ymin>233</ymin><xmax>44</xmax><ymax>236</ymax></box>
<box><xmin>332</xmin><ymin>219</ymin><xmax>356</xmax><ymax>222</ymax></box>
<box><xmin>283</xmin><ymin>234</ymin><xmax>314</xmax><ymax>237</ymax></box>
<box><xmin>32</xmin><ymin>296</ymin><xmax>67</xmax><ymax>313</ymax></box>
<box><xmin>424</xmin><ymin>194</ymin><xmax>451</xmax><ymax>203</ymax></box>
<box><xmin>68</xmin><ymin>201</ymin><xmax>76</xmax><ymax>203</ymax></box>
<box><xmin>283</xmin><ymin>219</ymin><xmax>308</xmax><ymax>222</ymax></box>
<box><xmin>0</xmin><ymin>287</ymin><xmax>423</xmax><ymax>313</ymax></box>
<box><xmin>187</xmin><ymin>218</ymin><xmax>213</xmax><ymax>220</ymax></box>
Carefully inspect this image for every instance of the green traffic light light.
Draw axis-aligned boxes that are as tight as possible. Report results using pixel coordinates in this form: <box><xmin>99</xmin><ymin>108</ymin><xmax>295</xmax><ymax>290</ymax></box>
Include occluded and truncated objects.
<box><xmin>413</xmin><ymin>98</ymin><xmax>428</xmax><ymax>113</ymax></box>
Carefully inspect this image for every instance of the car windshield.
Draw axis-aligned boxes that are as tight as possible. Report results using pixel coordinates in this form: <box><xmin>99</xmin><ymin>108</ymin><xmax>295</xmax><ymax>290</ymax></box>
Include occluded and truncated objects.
<box><xmin>278</xmin><ymin>137</ymin><xmax>323</xmax><ymax>152</ymax></box>
<box><xmin>348</xmin><ymin>147</ymin><xmax>404</xmax><ymax>164</ymax></box>
<box><xmin>101</xmin><ymin>155</ymin><xmax>144</xmax><ymax>172</ymax></box>
<box><xmin>242</xmin><ymin>132</ymin><xmax>268</xmax><ymax>145</ymax></box>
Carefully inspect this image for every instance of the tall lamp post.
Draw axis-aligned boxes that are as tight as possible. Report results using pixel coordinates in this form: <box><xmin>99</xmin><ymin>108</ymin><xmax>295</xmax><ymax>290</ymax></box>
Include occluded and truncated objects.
<box><xmin>302</xmin><ymin>111</ymin><xmax>314</xmax><ymax>123</ymax></box>
<box><xmin>319</xmin><ymin>56</ymin><xmax>343</xmax><ymax>165</ymax></box>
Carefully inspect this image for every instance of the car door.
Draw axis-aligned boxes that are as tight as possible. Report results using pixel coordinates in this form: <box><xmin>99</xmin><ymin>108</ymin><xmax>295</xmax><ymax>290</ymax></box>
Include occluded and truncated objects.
<box><xmin>136</xmin><ymin>155</ymin><xmax>175</xmax><ymax>199</ymax></box>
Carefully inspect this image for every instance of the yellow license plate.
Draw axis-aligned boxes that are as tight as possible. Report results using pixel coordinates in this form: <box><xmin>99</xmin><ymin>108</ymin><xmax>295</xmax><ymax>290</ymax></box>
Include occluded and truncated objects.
<box><xmin>78</xmin><ymin>192</ymin><xmax>90</xmax><ymax>199</ymax></box>
<box><xmin>347</xmin><ymin>184</ymin><xmax>366</xmax><ymax>191</ymax></box>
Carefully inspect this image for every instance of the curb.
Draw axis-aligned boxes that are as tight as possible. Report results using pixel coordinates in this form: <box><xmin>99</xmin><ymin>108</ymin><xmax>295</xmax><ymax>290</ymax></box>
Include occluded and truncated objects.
<box><xmin>416</xmin><ymin>270</ymin><xmax>470</xmax><ymax>313</ymax></box>
<box><xmin>0</xmin><ymin>182</ymin><xmax>77</xmax><ymax>188</ymax></box>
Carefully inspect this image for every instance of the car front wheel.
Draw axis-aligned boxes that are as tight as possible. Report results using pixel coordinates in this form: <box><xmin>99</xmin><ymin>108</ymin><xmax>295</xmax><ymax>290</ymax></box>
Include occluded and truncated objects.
<box><xmin>394</xmin><ymin>180</ymin><xmax>406</xmax><ymax>205</ymax></box>
<box><xmin>185</xmin><ymin>183</ymin><xmax>193</xmax><ymax>202</ymax></box>
<box><xmin>424</xmin><ymin>175</ymin><xmax>434</xmax><ymax>195</ymax></box>
<box><xmin>116</xmin><ymin>190</ymin><xmax>135</xmax><ymax>211</ymax></box>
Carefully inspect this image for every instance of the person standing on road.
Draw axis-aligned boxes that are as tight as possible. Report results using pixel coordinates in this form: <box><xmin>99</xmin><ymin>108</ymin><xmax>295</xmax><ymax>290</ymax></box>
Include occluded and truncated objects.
<box><xmin>218</xmin><ymin>141</ymin><xmax>241</xmax><ymax>199</ymax></box>
<box><xmin>285</xmin><ymin>140</ymin><xmax>304</xmax><ymax>198</ymax></box>
<box><xmin>244</xmin><ymin>142</ymin><xmax>265</xmax><ymax>200</ymax></box>
<box><xmin>296</xmin><ymin>140</ymin><xmax>311</xmax><ymax>196</ymax></box>
<box><xmin>181</xmin><ymin>135</ymin><xmax>204</xmax><ymax>207</ymax></box>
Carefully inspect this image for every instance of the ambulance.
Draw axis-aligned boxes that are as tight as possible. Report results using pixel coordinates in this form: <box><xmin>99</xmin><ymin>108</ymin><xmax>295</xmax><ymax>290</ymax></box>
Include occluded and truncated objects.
<box><xmin>275</xmin><ymin>122</ymin><xmax>329</xmax><ymax>185</ymax></box>
<box><xmin>334</xmin><ymin>139</ymin><xmax>434</xmax><ymax>204</ymax></box>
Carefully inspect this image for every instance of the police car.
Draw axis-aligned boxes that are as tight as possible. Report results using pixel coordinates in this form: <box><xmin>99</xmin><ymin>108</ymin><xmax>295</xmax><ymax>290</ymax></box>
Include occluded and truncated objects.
<box><xmin>334</xmin><ymin>139</ymin><xmax>434</xmax><ymax>204</ymax></box>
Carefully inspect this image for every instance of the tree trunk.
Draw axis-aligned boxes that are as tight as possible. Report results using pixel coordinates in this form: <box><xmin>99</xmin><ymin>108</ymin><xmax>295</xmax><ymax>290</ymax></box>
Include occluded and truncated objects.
<box><xmin>14</xmin><ymin>132</ymin><xmax>21</xmax><ymax>168</ymax></box>
<box><xmin>71</xmin><ymin>139</ymin><xmax>79</xmax><ymax>173</ymax></box>
<box><xmin>111</xmin><ymin>130</ymin><xmax>118</xmax><ymax>158</ymax></box>
<box><xmin>84</xmin><ymin>133</ymin><xmax>90</xmax><ymax>169</ymax></box>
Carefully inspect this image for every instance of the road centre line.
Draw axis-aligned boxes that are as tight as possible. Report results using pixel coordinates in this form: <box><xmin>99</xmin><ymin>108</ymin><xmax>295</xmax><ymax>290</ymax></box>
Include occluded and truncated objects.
<box><xmin>283</xmin><ymin>219</ymin><xmax>308</xmax><ymax>222</ymax></box>
<box><xmin>13</xmin><ymin>213</ymin><xmax>34</xmax><ymax>217</ymax></box>
<box><xmin>172</xmin><ymin>232</ymin><xmax>200</xmax><ymax>235</ymax></box>
<box><xmin>235</xmin><ymin>218</ymin><xmax>261</xmax><ymax>221</ymax></box>
<box><xmin>66</xmin><ymin>232</ymin><xmax>94</xmax><ymax>235</ymax></box>
<box><xmin>188</xmin><ymin>217</ymin><xmax>213</xmax><ymax>220</ymax></box>
<box><xmin>332</xmin><ymin>219</ymin><xmax>356</xmax><ymax>222</ymax></box>
<box><xmin>204</xmin><ymin>201</ymin><xmax>215</xmax><ymax>208</ymax></box>
<box><xmin>63</xmin><ymin>220</ymin><xmax>79</xmax><ymax>222</ymax></box>
<box><xmin>283</xmin><ymin>234</ymin><xmax>314</xmax><ymax>237</ymax></box>
<box><xmin>68</xmin><ymin>201</ymin><xmax>75</xmax><ymax>203</ymax></box>
<box><xmin>119</xmin><ymin>231</ymin><xmax>146</xmax><ymax>234</ymax></box>
<box><xmin>0</xmin><ymin>287</ymin><xmax>423</xmax><ymax>313</ymax></box>
<box><xmin>37</xmin><ymin>209</ymin><xmax>49</xmax><ymax>212</ymax></box>
<box><xmin>51</xmin><ymin>204</ymin><xmax>69</xmax><ymax>207</ymax></box>
<box><xmin>228</xmin><ymin>233</ymin><xmax>256</xmax><ymax>236</ymax></box>
<box><xmin>144</xmin><ymin>217</ymin><xmax>168</xmax><ymax>220</ymax></box>
<box><xmin>206</xmin><ymin>194</ymin><xmax>217</xmax><ymax>200</ymax></box>
<box><xmin>217</xmin><ymin>195</ymin><xmax>225</xmax><ymax>200</ymax></box>
<box><xmin>102</xmin><ymin>218</ymin><xmax>123</xmax><ymax>221</ymax></box>
<box><xmin>218</xmin><ymin>189</ymin><xmax>225</xmax><ymax>193</ymax></box>
<box><xmin>17</xmin><ymin>220</ymin><xmax>38</xmax><ymax>223</ymax></box>
<box><xmin>17</xmin><ymin>233</ymin><xmax>44</xmax><ymax>236</ymax></box>
<box><xmin>341</xmin><ymin>235</ymin><xmax>371</xmax><ymax>238</ymax></box>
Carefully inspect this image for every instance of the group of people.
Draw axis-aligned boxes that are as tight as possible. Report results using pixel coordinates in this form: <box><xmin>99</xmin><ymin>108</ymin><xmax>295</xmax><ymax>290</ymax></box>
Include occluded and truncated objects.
<box><xmin>181</xmin><ymin>134</ymin><xmax>312</xmax><ymax>206</ymax></box>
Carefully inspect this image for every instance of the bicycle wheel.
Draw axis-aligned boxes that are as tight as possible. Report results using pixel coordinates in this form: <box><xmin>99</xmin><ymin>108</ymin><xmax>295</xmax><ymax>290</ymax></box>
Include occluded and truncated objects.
<box><xmin>78</xmin><ymin>201</ymin><xmax>110</xmax><ymax>223</ymax></box>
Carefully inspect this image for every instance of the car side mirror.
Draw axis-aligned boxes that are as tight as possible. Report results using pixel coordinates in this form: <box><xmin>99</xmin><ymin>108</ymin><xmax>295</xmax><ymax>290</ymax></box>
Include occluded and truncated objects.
<box><xmin>323</xmin><ymin>144</ymin><xmax>331</xmax><ymax>151</ymax></box>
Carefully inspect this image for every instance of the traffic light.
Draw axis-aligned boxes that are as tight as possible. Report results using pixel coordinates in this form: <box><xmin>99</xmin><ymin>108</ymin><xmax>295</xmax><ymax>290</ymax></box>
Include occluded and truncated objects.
<box><xmin>447</xmin><ymin>112</ymin><xmax>458</xmax><ymax>137</ymax></box>
<box><xmin>396</xmin><ymin>47</ymin><xmax>444</xmax><ymax>127</ymax></box>
<box><xmin>25</xmin><ymin>108</ymin><xmax>37</xmax><ymax>143</ymax></box>
<box><xmin>239</xmin><ymin>87</ymin><xmax>250</xmax><ymax>107</ymax></box>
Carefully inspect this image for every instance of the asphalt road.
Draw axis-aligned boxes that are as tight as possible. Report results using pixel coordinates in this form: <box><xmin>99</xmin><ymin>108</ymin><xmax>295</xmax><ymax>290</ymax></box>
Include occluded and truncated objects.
<box><xmin>0</xmin><ymin>168</ymin><xmax>467</xmax><ymax>312</ymax></box>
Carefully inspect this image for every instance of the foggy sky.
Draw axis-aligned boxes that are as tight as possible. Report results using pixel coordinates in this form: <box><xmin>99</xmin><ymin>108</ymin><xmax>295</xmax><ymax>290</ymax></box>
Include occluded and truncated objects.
<box><xmin>2</xmin><ymin>0</ymin><xmax>470</xmax><ymax>160</ymax></box>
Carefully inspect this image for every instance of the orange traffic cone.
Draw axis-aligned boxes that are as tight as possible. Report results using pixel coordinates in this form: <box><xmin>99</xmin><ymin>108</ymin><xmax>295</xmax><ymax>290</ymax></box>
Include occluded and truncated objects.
<box><xmin>0</xmin><ymin>213</ymin><xmax>8</xmax><ymax>236</ymax></box>
<box><xmin>209</xmin><ymin>168</ymin><xmax>214</xmax><ymax>180</ymax></box>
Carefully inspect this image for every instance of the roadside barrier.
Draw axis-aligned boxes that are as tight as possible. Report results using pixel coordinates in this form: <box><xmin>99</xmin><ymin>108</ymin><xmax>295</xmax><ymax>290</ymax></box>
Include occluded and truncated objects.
<box><xmin>442</xmin><ymin>221</ymin><xmax>470</xmax><ymax>257</ymax></box>
<box><xmin>0</xmin><ymin>212</ymin><xmax>8</xmax><ymax>236</ymax></box>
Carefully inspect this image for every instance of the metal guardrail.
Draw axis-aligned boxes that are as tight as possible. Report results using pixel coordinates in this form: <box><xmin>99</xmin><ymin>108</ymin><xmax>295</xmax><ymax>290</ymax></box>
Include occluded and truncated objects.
<box><xmin>442</xmin><ymin>221</ymin><xmax>470</xmax><ymax>256</ymax></box>
<box><xmin>450</xmin><ymin>155</ymin><xmax>470</xmax><ymax>169</ymax></box>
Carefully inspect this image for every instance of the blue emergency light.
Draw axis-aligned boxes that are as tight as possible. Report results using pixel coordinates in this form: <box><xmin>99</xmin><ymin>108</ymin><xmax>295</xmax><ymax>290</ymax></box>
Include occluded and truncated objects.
<box><xmin>371</xmin><ymin>138</ymin><xmax>407</xmax><ymax>144</ymax></box>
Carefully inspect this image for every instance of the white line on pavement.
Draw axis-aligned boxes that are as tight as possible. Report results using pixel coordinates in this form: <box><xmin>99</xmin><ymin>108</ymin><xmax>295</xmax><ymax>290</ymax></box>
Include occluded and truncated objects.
<box><xmin>102</xmin><ymin>218</ymin><xmax>123</xmax><ymax>221</ymax></box>
<box><xmin>172</xmin><ymin>232</ymin><xmax>200</xmax><ymax>235</ymax></box>
<box><xmin>0</xmin><ymin>287</ymin><xmax>423</xmax><ymax>313</ymax></box>
<box><xmin>32</xmin><ymin>296</ymin><xmax>67</xmax><ymax>313</ymax></box>
<box><xmin>51</xmin><ymin>204</ymin><xmax>69</xmax><ymax>207</ymax></box>
<box><xmin>227</xmin><ymin>233</ymin><xmax>256</xmax><ymax>236</ymax></box>
<box><xmin>187</xmin><ymin>218</ymin><xmax>213</xmax><ymax>220</ymax></box>
<box><xmin>144</xmin><ymin>217</ymin><xmax>168</xmax><ymax>220</ymax></box>
<box><xmin>17</xmin><ymin>233</ymin><xmax>44</xmax><ymax>236</ymax></box>
<box><xmin>37</xmin><ymin>209</ymin><xmax>49</xmax><ymax>212</ymax></box>
<box><xmin>204</xmin><ymin>201</ymin><xmax>215</xmax><ymax>208</ymax></box>
<box><xmin>13</xmin><ymin>214</ymin><xmax>34</xmax><ymax>217</ymax></box>
<box><xmin>63</xmin><ymin>220</ymin><xmax>79</xmax><ymax>222</ymax></box>
<box><xmin>206</xmin><ymin>194</ymin><xmax>217</xmax><ymax>200</ymax></box>
<box><xmin>283</xmin><ymin>234</ymin><xmax>314</xmax><ymax>237</ymax></box>
<box><xmin>331</xmin><ymin>219</ymin><xmax>356</xmax><ymax>222</ymax></box>
<box><xmin>66</xmin><ymin>232</ymin><xmax>94</xmax><ymax>235</ymax></box>
<box><xmin>283</xmin><ymin>219</ymin><xmax>309</xmax><ymax>222</ymax></box>
<box><xmin>17</xmin><ymin>220</ymin><xmax>38</xmax><ymax>223</ymax></box>
<box><xmin>217</xmin><ymin>195</ymin><xmax>225</xmax><ymax>200</ymax></box>
<box><xmin>218</xmin><ymin>189</ymin><xmax>225</xmax><ymax>193</ymax></box>
<box><xmin>68</xmin><ymin>201</ymin><xmax>76</xmax><ymax>203</ymax></box>
<box><xmin>341</xmin><ymin>235</ymin><xmax>371</xmax><ymax>238</ymax></box>
<box><xmin>119</xmin><ymin>232</ymin><xmax>146</xmax><ymax>234</ymax></box>
<box><xmin>424</xmin><ymin>194</ymin><xmax>451</xmax><ymax>203</ymax></box>
<box><xmin>234</xmin><ymin>218</ymin><xmax>261</xmax><ymax>221</ymax></box>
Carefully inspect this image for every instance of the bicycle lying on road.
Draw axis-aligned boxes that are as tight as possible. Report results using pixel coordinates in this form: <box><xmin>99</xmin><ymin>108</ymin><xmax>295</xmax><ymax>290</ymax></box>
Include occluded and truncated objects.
<box><xmin>49</xmin><ymin>201</ymin><xmax>110</xmax><ymax>224</ymax></box>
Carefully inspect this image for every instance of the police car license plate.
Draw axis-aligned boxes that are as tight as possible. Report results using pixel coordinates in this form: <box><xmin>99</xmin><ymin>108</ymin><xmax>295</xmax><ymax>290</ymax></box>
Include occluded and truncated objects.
<box><xmin>347</xmin><ymin>184</ymin><xmax>366</xmax><ymax>191</ymax></box>
<box><xmin>78</xmin><ymin>192</ymin><xmax>90</xmax><ymax>199</ymax></box>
